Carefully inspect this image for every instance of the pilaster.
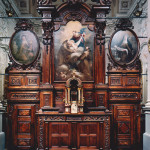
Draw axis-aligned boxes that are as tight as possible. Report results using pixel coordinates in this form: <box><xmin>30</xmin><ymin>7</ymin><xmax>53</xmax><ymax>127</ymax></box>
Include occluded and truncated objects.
<box><xmin>143</xmin><ymin>0</ymin><xmax>150</xmax><ymax>149</ymax></box>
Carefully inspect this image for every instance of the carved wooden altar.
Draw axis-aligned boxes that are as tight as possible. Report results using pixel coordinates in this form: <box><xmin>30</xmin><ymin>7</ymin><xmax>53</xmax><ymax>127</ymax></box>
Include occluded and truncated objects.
<box><xmin>6</xmin><ymin>1</ymin><xmax>141</xmax><ymax>150</ymax></box>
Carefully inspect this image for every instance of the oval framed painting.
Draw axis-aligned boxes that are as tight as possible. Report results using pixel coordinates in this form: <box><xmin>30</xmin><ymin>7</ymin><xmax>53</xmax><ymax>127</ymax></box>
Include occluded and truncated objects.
<box><xmin>9</xmin><ymin>30</ymin><xmax>40</xmax><ymax>66</ymax></box>
<box><xmin>109</xmin><ymin>28</ymin><xmax>140</xmax><ymax>65</ymax></box>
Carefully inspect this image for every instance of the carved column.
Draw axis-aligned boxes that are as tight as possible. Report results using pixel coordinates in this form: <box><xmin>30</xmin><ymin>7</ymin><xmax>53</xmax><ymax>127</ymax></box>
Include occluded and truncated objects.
<box><xmin>94</xmin><ymin>21</ymin><xmax>106</xmax><ymax>84</ymax></box>
<box><xmin>42</xmin><ymin>14</ymin><xmax>55</xmax><ymax>84</ymax></box>
<box><xmin>37</xmin><ymin>1</ymin><xmax>56</xmax><ymax>108</ymax></box>
<box><xmin>143</xmin><ymin>0</ymin><xmax>150</xmax><ymax>146</ymax></box>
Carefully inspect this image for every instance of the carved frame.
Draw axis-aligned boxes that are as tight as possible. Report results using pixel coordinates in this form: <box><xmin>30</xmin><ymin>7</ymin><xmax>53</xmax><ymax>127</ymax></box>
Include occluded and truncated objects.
<box><xmin>108</xmin><ymin>28</ymin><xmax>140</xmax><ymax>66</ymax></box>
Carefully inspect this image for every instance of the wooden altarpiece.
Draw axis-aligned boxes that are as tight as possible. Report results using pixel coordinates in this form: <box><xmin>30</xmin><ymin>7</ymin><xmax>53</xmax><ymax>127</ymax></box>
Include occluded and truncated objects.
<box><xmin>6</xmin><ymin>1</ymin><xmax>141</xmax><ymax>150</ymax></box>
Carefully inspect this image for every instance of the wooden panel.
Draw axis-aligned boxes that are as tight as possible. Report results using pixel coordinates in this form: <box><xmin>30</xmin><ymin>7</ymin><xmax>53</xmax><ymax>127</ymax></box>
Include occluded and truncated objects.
<box><xmin>95</xmin><ymin>91</ymin><xmax>107</xmax><ymax>108</ymax></box>
<box><xmin>125</xmin><ymin>76</ymin><xmax>139</xmax><ymax>86</ymax></box>
<box><xmin>40</xmin><ymin>91</ymin><xmax>53</xmax><ymax>107</ymax></box>
<box><xmin>78</xmin><ymin>122</ymin><xmax>98</xmax><ymax>148</ymax></box>
<box><xmin>8</xmin><ymin>104</ymin><xmax>37</xmax><ymax>150</ymax></box>
<box><xmin>84</xmin><ymin>91</ymin><xmax>95</xmax><ymax>107</ymax></box>
<box><xmin>25</xmin><ymin>75</ymin><xmax>40</xmax><ymax>86</ymax></box>
<box><xmin>9</xmin><ymin>91</ymin><xmax>39</xmax><ymax>101</ymax></box>
<box><xmin>109</xmin><ymin>76</ymin><xmax>123</xmax><ymax>86</ymax></box>
<box><xmin>18</xmin><ymin>122</ymin><xmax>31</xmax><ymax>133</ymax></box>
<box><xmin>17</xmin><ymin>139</ymin><xmax>31</xmax><ymax>146</ymax></box>
<box><xmin>9</xmin><ymin>76</ymin><xmax>24</xmax><ymax>86</ymax></box>
<box><xmin>49</xmin><ymin>122</ymin><xmax>71</xmax><ymax>148</ymax></box>
<box><xmin>18</xmin><ymin>109</ymin><xmax>31</xmax><ymax>116</ymax></box>
<box><xmin>109</xmin><ymin>91</ymin><xmax>140</xmax><ymax>101</ymax></box>
<box><xmin>113</xmin><ymin>105</ymin><xmax>135</xmax><ymax>148</ymax></box>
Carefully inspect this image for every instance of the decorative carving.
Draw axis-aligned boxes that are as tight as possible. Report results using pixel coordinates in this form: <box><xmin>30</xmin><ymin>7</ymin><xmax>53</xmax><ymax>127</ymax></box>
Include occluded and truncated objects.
<box><xmin>104</xmin><ymin>116</ymin><xmax>110</xmax><ymax>149</ymax></box>
<box><xmin>83</xmin><ymin>116</ymin><xmax>105</xmax><ymax>121</ymax></box>
<box><xmin>18</xmin><ymin>110</ymin><xmax>31</xmax><ymax>116</ymax></box>
<box><xmin>65</xmin><ymin>12</ymin><xmax>82</xmax><ymax>22</ymax></box>
<box><xmin>118</xmin><ymin>110</ymin><xmax>130</xmax><ymax>116</ymax></box>
<box><xmin>107</xmin><ymin>54</ymin><xmax>141</xmax><ymax>71</ymax></box>
<box><xmin>110</xmin><ymin>93</ymin><xmax>138</xmax><ymax>99</ymax></box>
<box><xmin>44</xmin><ymin>94</ymin><xmax>50</xmax><ymax>106</ymax></box>
<box><xmin>115</xmin><ymin>18</ymin><xmax>133</xmax><ymax>30</ymax></box>
<box><xmin>118</xmin><ymin>122</ymin><xmax>130</xmax><ymax>134</ymax></box>
<box><xmin>95</xmin><ymin>21</ymin><xmax>106</xmax><ymax>45</ymax></box>
<box><xmin>98</xmin><ymin>94</ymin><xmax>104</xmax><ymax>106</ymax></box>
<box><xmin>39</xmin><ymin>117</ymin><xmax>44</xmax><ymax>149</ymax></box>
<box><xmin>67</xmin><ymin>116</ymin><xmax>82</xmax><ymax>121</ymax></box>
<box><xmin>10</xmin><ymin>77</ymin><xmax>21</xmax><ymax>86</ymax></box>
<box><xmin>110</xmin><ymin>77</ymin><xmax>121</xmax><ymax>85</ymax></box>
<box><xmin>10</xmin><ymin>93</ymin><xmax>38</xmax><ymax>100</ymax></box>
<box><xmin>94</xmin><ymin>21</ymin><xmax>106</xmax><ymax>55</ymax></box>
<box><xmin>42</xmin><ymin>21</ymin><xmax>54</xmax><ymax>53</ymax></box>
<box><xmin>118</xmin><ymin>140</ymin><xmax>130</xmax><ymax>146</ymax></box>
<box><xmin>17</xmin><ymin>139</ymin><xmax>31</xmax><ymax>146</ymax></box>
<box><xmin>18</xmin><ymin>122</ymin><xmax>31</xmax><ymax>133</ymax></box>
<box><xmin>15</xmin><ymin>19</ymin><xmax>33</xmax><ymax>31</ymax></box>
<box><xmin>37</xmin><ymin>0</ymin><xmax>52</xmax><ymax>5</ymax></box>
<box><xmin>55</xmin><ymin>92</ymin><xmax>63</xmax><ymax>102</ymax></box>
<box><xmin>7</xmin><ymin>59</ymin><xmax>41</xmax><ymax>71</ymax></box>
<box><xmin>45</xmin><ymin>116</ymin><xmax>65</xmax><ymax>121</ymax></box>
<box><xmin>126</xmin><ymin>77</ymin><xmax>138</xmax><ymax>85</ymax></box>
<box><xmin>28</xmin><ymin>78</ymin><xmax>38</xmax><ymax>85</ymax></box>
<box><xmin>84</xmin><ymin>92</ymin><xmax>93</xmax><ymax>101</ymax></box>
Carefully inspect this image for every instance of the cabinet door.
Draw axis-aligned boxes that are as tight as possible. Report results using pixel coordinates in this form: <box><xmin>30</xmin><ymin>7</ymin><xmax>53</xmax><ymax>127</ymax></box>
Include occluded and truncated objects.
<box><xmin>112</xmin><ymin>104</ymin><xmax>139</xmax><ymax>149</ymax></box>
<box><xmin>10</xmin><ymin>104</ymin><xmax>37</xmax><ymax>150</ymax></box>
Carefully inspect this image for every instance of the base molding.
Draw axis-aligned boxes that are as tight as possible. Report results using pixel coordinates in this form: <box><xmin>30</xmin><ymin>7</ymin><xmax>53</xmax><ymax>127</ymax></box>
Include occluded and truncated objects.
<box><xmin>0</xmin><ymin>132</ymin><xmax>5</xmax><ymax>150</ymax></box>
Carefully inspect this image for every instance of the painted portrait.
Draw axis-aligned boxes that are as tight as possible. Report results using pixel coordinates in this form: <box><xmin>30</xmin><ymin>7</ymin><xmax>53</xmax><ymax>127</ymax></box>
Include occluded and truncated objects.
<box><xmin>54</xmin><ymin>21</ymin><xmax>94</xmax><ymax>81</ymax></box>
<box><xmin>10</xmin><ymin>30</ymin><xmax>40</xmax><ymax>65</ymax></box>
<box><xmin>109</xmin><ymin>29</ymin><xmax>139</xmax><ymax>65</ymax></box>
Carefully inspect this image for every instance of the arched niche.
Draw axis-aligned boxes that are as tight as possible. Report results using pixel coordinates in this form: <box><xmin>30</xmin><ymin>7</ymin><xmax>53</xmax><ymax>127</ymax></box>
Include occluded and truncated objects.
<box><xmin>64</xmin><ymin>76</ymin><xmax>84</xmax><ymax>113</ymax></box>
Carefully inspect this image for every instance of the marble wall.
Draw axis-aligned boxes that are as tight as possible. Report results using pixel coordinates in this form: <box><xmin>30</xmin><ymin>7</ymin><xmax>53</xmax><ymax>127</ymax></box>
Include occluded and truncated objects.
<box><xmin>0</xmin><ymin>1</ymin><xmax>16</xmax><ymax>105</ymax></box>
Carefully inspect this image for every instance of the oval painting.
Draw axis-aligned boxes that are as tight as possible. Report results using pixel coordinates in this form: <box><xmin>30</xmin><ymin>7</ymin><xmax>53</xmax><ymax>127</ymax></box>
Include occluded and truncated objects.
<box><xmin>10</xmin><ymin>30</ymin><xmax>40</xmax><ymax>65</ymax></box>
<box><xmin>109</xmin><ymin>29</ymin><xmax>139</xmax><ymax>65</ymax></box>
